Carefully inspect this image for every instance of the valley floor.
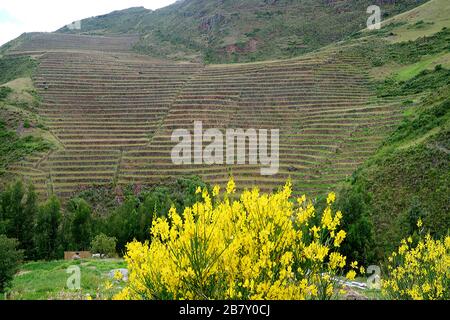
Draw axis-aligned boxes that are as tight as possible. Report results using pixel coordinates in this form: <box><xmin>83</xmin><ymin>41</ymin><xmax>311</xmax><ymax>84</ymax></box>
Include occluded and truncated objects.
<box><xmin>2</xmin><ymin>259</ymin><xmax>126</xmax><ymax>300</ymax></box>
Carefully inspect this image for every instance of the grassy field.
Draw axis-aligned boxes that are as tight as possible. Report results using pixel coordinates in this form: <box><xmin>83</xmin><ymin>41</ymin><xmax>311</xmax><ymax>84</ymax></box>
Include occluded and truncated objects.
<box><xmin>3</xmin><ymin>259</ymin><xmax>126</xmax><ymax>300</ymax></box>
<box><xmin>382</xmin><ymin>0</ymin><xmax>450</xmax><ymax>43</ymax></box>
<box><xmin>394</xmin><ymin>52</ymin><xmax>450</xmax><ymax>81</ymax></box>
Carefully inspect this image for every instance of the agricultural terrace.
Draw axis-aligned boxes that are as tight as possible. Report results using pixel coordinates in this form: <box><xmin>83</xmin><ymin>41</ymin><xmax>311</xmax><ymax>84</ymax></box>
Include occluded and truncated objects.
<box><xmin>5</xmin><ymin>33</ymin><xmax>404</xmax><ymax>198</ymax></box>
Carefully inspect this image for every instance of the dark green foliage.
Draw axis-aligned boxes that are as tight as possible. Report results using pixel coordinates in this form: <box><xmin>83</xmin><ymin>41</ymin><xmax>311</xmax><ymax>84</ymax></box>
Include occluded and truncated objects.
<box><xmin>400</xmin><ymin>196</ymin><xmax>427</xmax><ymax>243</ymax></box>
<box><xmin>22</xmin><ymin>184</ymin><xmax>38</xmax><ymax>259</ymax></box>
<box><xmin>370</xmin><ymin>139</ymin><xmax>449</xmax><ymax>258</ymax></box>
<box><xmin>0</xmin><ymin>181</ymin><xmax>37</xmax><ymax>260</ymax></box>
<box><xmin>1</xmin><ymin>176</ymin><xmax>212</xmax><ymax>257</ymax></box>
<box><xmin>0</xmin><ymin>86</ymin><xmax>12</xmax><ymax>100</ymax></box>
<box><xmin>0</xmin><ymin>180</ymin><xmax>24</xmax><ymax>236</ymax></box>
<box><xmin>377</xmin><ymin>67</ymin><xmax>450</xmax><ymax>97</ymax></box>
<box><xmin>75</xmin><ymin>176</ymin><xmax>210</xmax><ymax>254</ymax></box>
<box><xmin>337</xmin><ymin>73</ymin><xmax>450</xmax><ymax>261</ymax></box>
<box><xmin>106</xmin><ymin>195</ymin><xmax>149</xmax><ymax>254</ymax></box>
<box><xmin>0</xmin><ymin>56</ymin><xmax>37</xmax><ymax>85</ymax></box>
<box><xmin>71</xmin><ymin>185</ymin><xmax>118</xmax><ymax>217</ymax></box>
<box><xmin>355</xmin><ymin>28</ymin><xmax>450</xmax><ymax>68</ymax></box>
<box><xmin>391</xmin><ymin>100</ymin><xmax>449</xmax><ymax>142</ymax></box>
<box><xmin>66</xmin><ymin>198</ymin><xmax>93</xmax><ymax>251</ymax></box>
<box><xmin>335</xmin><ymin>185</ymin><xmax>375</xmax><ymax>265</ymax></box>
<box><xmin>90</xmin><ymin>233</ymin><xmax>117</xmax><ymax>257</ymax></box>
<box><xmin>0</xmin><ymin>235</ymin><xmax>23</xmax><ymax>292</ymax></box>
<box><xmin>161</xmin><ymin>176</ymin><xmax>210</xmax><ymax>213</ymax></box>
<box><xmin>35</xmin><ymin>196</ymin><xmax>62</xmax><ymax>260</ymax></box>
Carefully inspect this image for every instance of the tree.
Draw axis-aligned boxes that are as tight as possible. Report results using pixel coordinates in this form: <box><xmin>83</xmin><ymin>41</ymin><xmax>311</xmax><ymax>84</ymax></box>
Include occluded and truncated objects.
<box><xmin>0</xmin><ymin>181</ymin><xmax>37</xmax><ymax>260</ymax></box>
<box><xmin>90</xmin><ymin>233</ymin><xmax>117</xmax><ymax>258</ymax></box>
<box><xmin>0</xmin><ymin>183</ymin><xmax>13</xmax><ymax>235</ymax></box>
<box><xmin>169</xmin><ymin>176</ymin><xmax>211</xmax><ymax>212</ymax></box>
<box><xmin>0</xmin><ymin>180</ymin><xmax>24</xmax><ymax>237</ymax></box>
<box><xmin>336</xmin><ymin>185</ymin><xmax>375</xmax><ymax>265</ymax></box>
<box><xmin>67</xmin><ymin>198</ymin><xmax>92</xmax><ymax>251</ymax></box>
<box><xmin>35</xmin><ymin>195</ymin><xmax>61</xmax><ymax>260</ymax></box>
<box><xmin>0</xmin><ymin>235</ymin><xmax>23</xmax><ymax>292</ymax></box>
<box><xmin>139</xmin><ymin>187</ymin><xmax>172</xmax><ymax>222</ymax></box>
<box><xmin>18</xmin><ymin>183</ymin><xmax>37</xmax><ymax>259</ymax></box>
<box><xmin>104</xmin><ymin>176</ymin><xmax>210</xmax><ymax>254</ymax></box>
<box><xmin>108</xmin><ymin>195</ymin><xmax>147</xmax><ymax>254</ymax></box>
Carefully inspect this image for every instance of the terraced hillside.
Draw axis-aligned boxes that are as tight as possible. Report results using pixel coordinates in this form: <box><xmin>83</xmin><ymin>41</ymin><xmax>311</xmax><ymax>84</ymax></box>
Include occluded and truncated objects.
<box><xmin>4</xmin><ymin>33</ymin><xmax>403</xmax><ymax>198</ymax></box>
<box><xmin>6</xmin><ymin>33</ymin><xmax>140</xmax><ymax>54</ymax></box>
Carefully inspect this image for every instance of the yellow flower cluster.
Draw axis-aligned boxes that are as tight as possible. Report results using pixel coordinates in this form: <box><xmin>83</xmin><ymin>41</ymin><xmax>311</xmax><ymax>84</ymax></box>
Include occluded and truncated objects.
<box><xmin>114</xmin><ymin>179</ymin><xmax>356</xmax><ymax>300</ymax></box>
<box><xmin>382</xmin><ymin>234</ymin><xmax>450</xmax><ymax>300</ymax></box>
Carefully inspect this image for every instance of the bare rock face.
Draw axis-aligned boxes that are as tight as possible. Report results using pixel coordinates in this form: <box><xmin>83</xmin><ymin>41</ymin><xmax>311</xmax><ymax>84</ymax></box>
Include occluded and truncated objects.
<box><xmin>199</xmin><ymin>13</ymin><xmax>226</xmax><ymax>32</ymax></box>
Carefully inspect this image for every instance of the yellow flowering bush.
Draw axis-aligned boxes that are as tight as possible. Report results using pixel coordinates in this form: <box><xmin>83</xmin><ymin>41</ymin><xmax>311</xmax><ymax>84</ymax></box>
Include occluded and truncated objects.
<box><xmin>382</xmin><ymin>234</ymin><xmax>450</xmax><ymax>300</ymax></box>
<box><xmin>115</xmin><ymin>178</ymin><xmax>357</xmax><ymax>300</ymax></box>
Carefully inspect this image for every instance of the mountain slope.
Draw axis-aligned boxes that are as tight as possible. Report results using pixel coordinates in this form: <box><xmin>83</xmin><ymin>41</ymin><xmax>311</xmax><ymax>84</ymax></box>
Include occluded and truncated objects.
<box><xmin>382</xmin><ymin>0</ymin><xmax>450</xmax><ymax>42</ymax></box>
<box><xmin>331</xmin><ymin>1</ymin><xmax>450</xmax><ymax>262</ymax></box>
<box><xmin>57</xmin><ymin>0</ymin><xmax>429</xmax><ymax>63</ymax></box>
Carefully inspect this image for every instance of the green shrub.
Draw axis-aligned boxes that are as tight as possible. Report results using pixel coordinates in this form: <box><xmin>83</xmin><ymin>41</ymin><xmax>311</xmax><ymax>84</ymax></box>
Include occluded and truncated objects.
<box><xmin>0</xmin><ymin>235</ymin><xmax>23</xmax><ymax>292</ymax></box>
<box><xmin>106</xmin><ymin>195</ymin><xmax>151</xmax><ymax>254</ymax></box>
<box><xmin>0</xmin><ymin>86</ymin><xmax>12</xmax><ymax>100</ymax></box>
<box><xmin>335</xmin><ymin>185</ymin><xmax>376</xmax><ymax>265</ymax></box>
<box><xmin>35</xmin><ymin>196</ymin><xmax>62</xmax><ymax>260</ymax></box>
<box><xmin>67</xmin><ymin>198</ymin><xmax>93</xmax><ymax>251</ymax></box>
<box><xmin>434</xmin><ymin>64</ymin><xmax>443</xmax><ymax>71</ymax></box>
<box><xmin>377</xmin><ymin>67</ymin><xmax>450</xmax><ymax>97</ymax></box>
<box><xmin>386</xmin><ymin>99</ymin><xmax>450</xmax><ymax>145</ymax></box>
<box><xmin>0</xmin><ymin>181</ymin><xmax>37</xmax><ymax>260</ymax></box>
<box><xmin>90</xmin><ymin>233</ymin><xmax>117</xmax><ymax>258</ymax></box>
<box><xmin>71</xmin><ymin>176</ymin><xmax>210</xmax><ymax>253</ymax></box>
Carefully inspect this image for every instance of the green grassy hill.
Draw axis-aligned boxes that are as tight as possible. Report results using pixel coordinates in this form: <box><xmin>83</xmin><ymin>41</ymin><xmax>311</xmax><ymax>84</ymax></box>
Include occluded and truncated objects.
<box><xmin>0</xmin><ymin>56</ymin><xmax>55</xmax><ymax>180</ymax></box>
<box><xmin>331</xmin><ymin>1</ymin><xmax>450</xmax><ymax>262</ymax></box>
<box><xmin>56</xmin><ymin>0</ymin><xmax>428</xmax><ymax>63</ymax></box>
<box><xmin>338</xmin><ymin>71</ymin><xmax>450</xmax><ymax>261</ymax></box>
